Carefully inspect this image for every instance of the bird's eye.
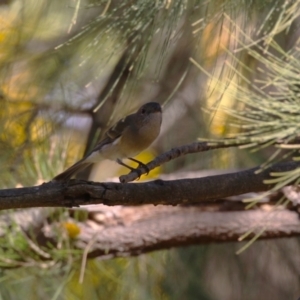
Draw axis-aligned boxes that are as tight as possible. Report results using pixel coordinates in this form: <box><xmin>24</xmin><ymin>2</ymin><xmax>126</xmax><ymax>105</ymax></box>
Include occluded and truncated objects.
<box><xmin>141</xmin><ymin>108</ymin><xmax>146</xmax><ymax>114</ymax></box>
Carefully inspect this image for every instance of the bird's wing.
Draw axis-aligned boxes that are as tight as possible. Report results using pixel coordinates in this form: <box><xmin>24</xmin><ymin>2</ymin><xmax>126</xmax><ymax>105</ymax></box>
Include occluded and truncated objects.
<box><xmin>92</xmin><ymin>114</ymin><xmax>135</xmax><ymax>152</ymax></box>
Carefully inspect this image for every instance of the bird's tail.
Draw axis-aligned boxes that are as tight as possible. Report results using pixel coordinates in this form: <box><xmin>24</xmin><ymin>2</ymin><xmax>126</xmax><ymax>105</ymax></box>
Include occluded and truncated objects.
<box><xmin>53</xmin><ymin>161</ymin><xmax>92</xmax><ymax>181</ymax></box>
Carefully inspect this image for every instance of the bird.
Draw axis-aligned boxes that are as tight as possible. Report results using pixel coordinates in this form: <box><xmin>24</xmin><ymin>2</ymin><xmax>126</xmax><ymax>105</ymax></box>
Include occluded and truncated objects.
<box><xmin>53</xmin><ymin>102</ymin><xmax>162</xmax><ymax>181</ymax></box>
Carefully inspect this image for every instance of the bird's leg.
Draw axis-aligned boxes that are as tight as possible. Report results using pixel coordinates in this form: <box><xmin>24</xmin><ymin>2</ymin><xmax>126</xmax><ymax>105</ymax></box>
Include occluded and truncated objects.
<box><xmin>128</xmin><ymin>157</ymin><xmax>150</xmax><ymax>175</ymax></box>
<box><xmin>116</xmin><ymin>159</ymin><xmax>135</xmax><ymax>171</ymax></box>
<box><xmin>116</xmin><ymin>158</ymin><xmax>143</xmax><ymax>179</ymax></box>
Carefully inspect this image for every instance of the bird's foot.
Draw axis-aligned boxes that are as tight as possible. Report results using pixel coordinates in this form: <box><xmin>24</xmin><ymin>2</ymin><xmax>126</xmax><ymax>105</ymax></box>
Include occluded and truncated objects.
<box><xmin>128</xmin><ymin>158</ymin><xmax>150</xmax><ymax>175</ymax></box>
<box><xmin>116</xmin><ymin>158</ymin><xmax>144</xmax><ymax>180</ymax></box>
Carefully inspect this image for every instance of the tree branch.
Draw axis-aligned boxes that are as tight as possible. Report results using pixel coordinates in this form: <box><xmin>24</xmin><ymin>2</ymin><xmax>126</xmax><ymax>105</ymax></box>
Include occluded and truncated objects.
<box><xmin>1</xmin><ymin>203</ymin><xmax>299</xmax><ymax>266</ymax></box>
<box><xmin>120</xmin><ymin>141</ymin><xmax>251</xmax><ymax>183</ymax></box>
<box><xmin>77</xmin><ymin>206</ymin><xmax>300</xmax><ymax>259</ymax></box>
<box><xmin>0</xmin><ymin>161</ymin><xmax>299</xmax><ymax>210</ymax></box>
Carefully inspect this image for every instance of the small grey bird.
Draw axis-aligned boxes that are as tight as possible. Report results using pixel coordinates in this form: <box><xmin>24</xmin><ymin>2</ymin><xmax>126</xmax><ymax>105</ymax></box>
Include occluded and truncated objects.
<box><xmin>53</xmin><ymin>102</ymin><xmax>162</xmax><ymax>181</ymax></box>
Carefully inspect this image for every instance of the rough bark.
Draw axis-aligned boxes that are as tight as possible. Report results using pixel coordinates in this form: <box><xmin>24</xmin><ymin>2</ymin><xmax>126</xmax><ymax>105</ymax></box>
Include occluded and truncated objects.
<box><xmin>4</xmin><ymin>202</ymin><xmax>299</xmax><ymax>263</ymax></box>
<box><xmin>75</xmin><ymin>205</ymin><xmax>300</xmax><ymax>259</ymax></box>
<box><xmin>0</xmin><ymin>160</ymin><xmax>299</xmax><ymax>210</ymax></box>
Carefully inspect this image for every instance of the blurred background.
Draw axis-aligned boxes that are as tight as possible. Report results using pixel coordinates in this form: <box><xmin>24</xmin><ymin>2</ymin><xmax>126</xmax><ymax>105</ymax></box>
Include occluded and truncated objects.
<box><xmin>0</xmin><ymin>0</ymin><xmax>300</xmax><ymax>299</ymax></box>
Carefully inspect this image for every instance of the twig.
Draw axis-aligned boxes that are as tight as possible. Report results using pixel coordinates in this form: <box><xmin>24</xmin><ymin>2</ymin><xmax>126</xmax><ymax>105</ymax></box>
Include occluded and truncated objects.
<box><xmin>119</xmin><ymin>141</ymin><xmax>247</xmax><ymax>183</ymax></box>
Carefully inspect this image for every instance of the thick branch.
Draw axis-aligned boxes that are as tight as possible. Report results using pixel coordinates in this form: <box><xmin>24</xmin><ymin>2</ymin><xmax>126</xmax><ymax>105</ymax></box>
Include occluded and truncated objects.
<box><xmin>1</xmin><ymin>203</ymin><xmax>299</xmax><ymax>266</ymax></box>
<box><xmin>0</xmin><ymin>161</ymin><xmax>299</xmax><ymax>210</ymax></box>
<box><xmin>76</xmin><ymin>206</ymin><xmax>300</xmax><ymax>259</ymax></box>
